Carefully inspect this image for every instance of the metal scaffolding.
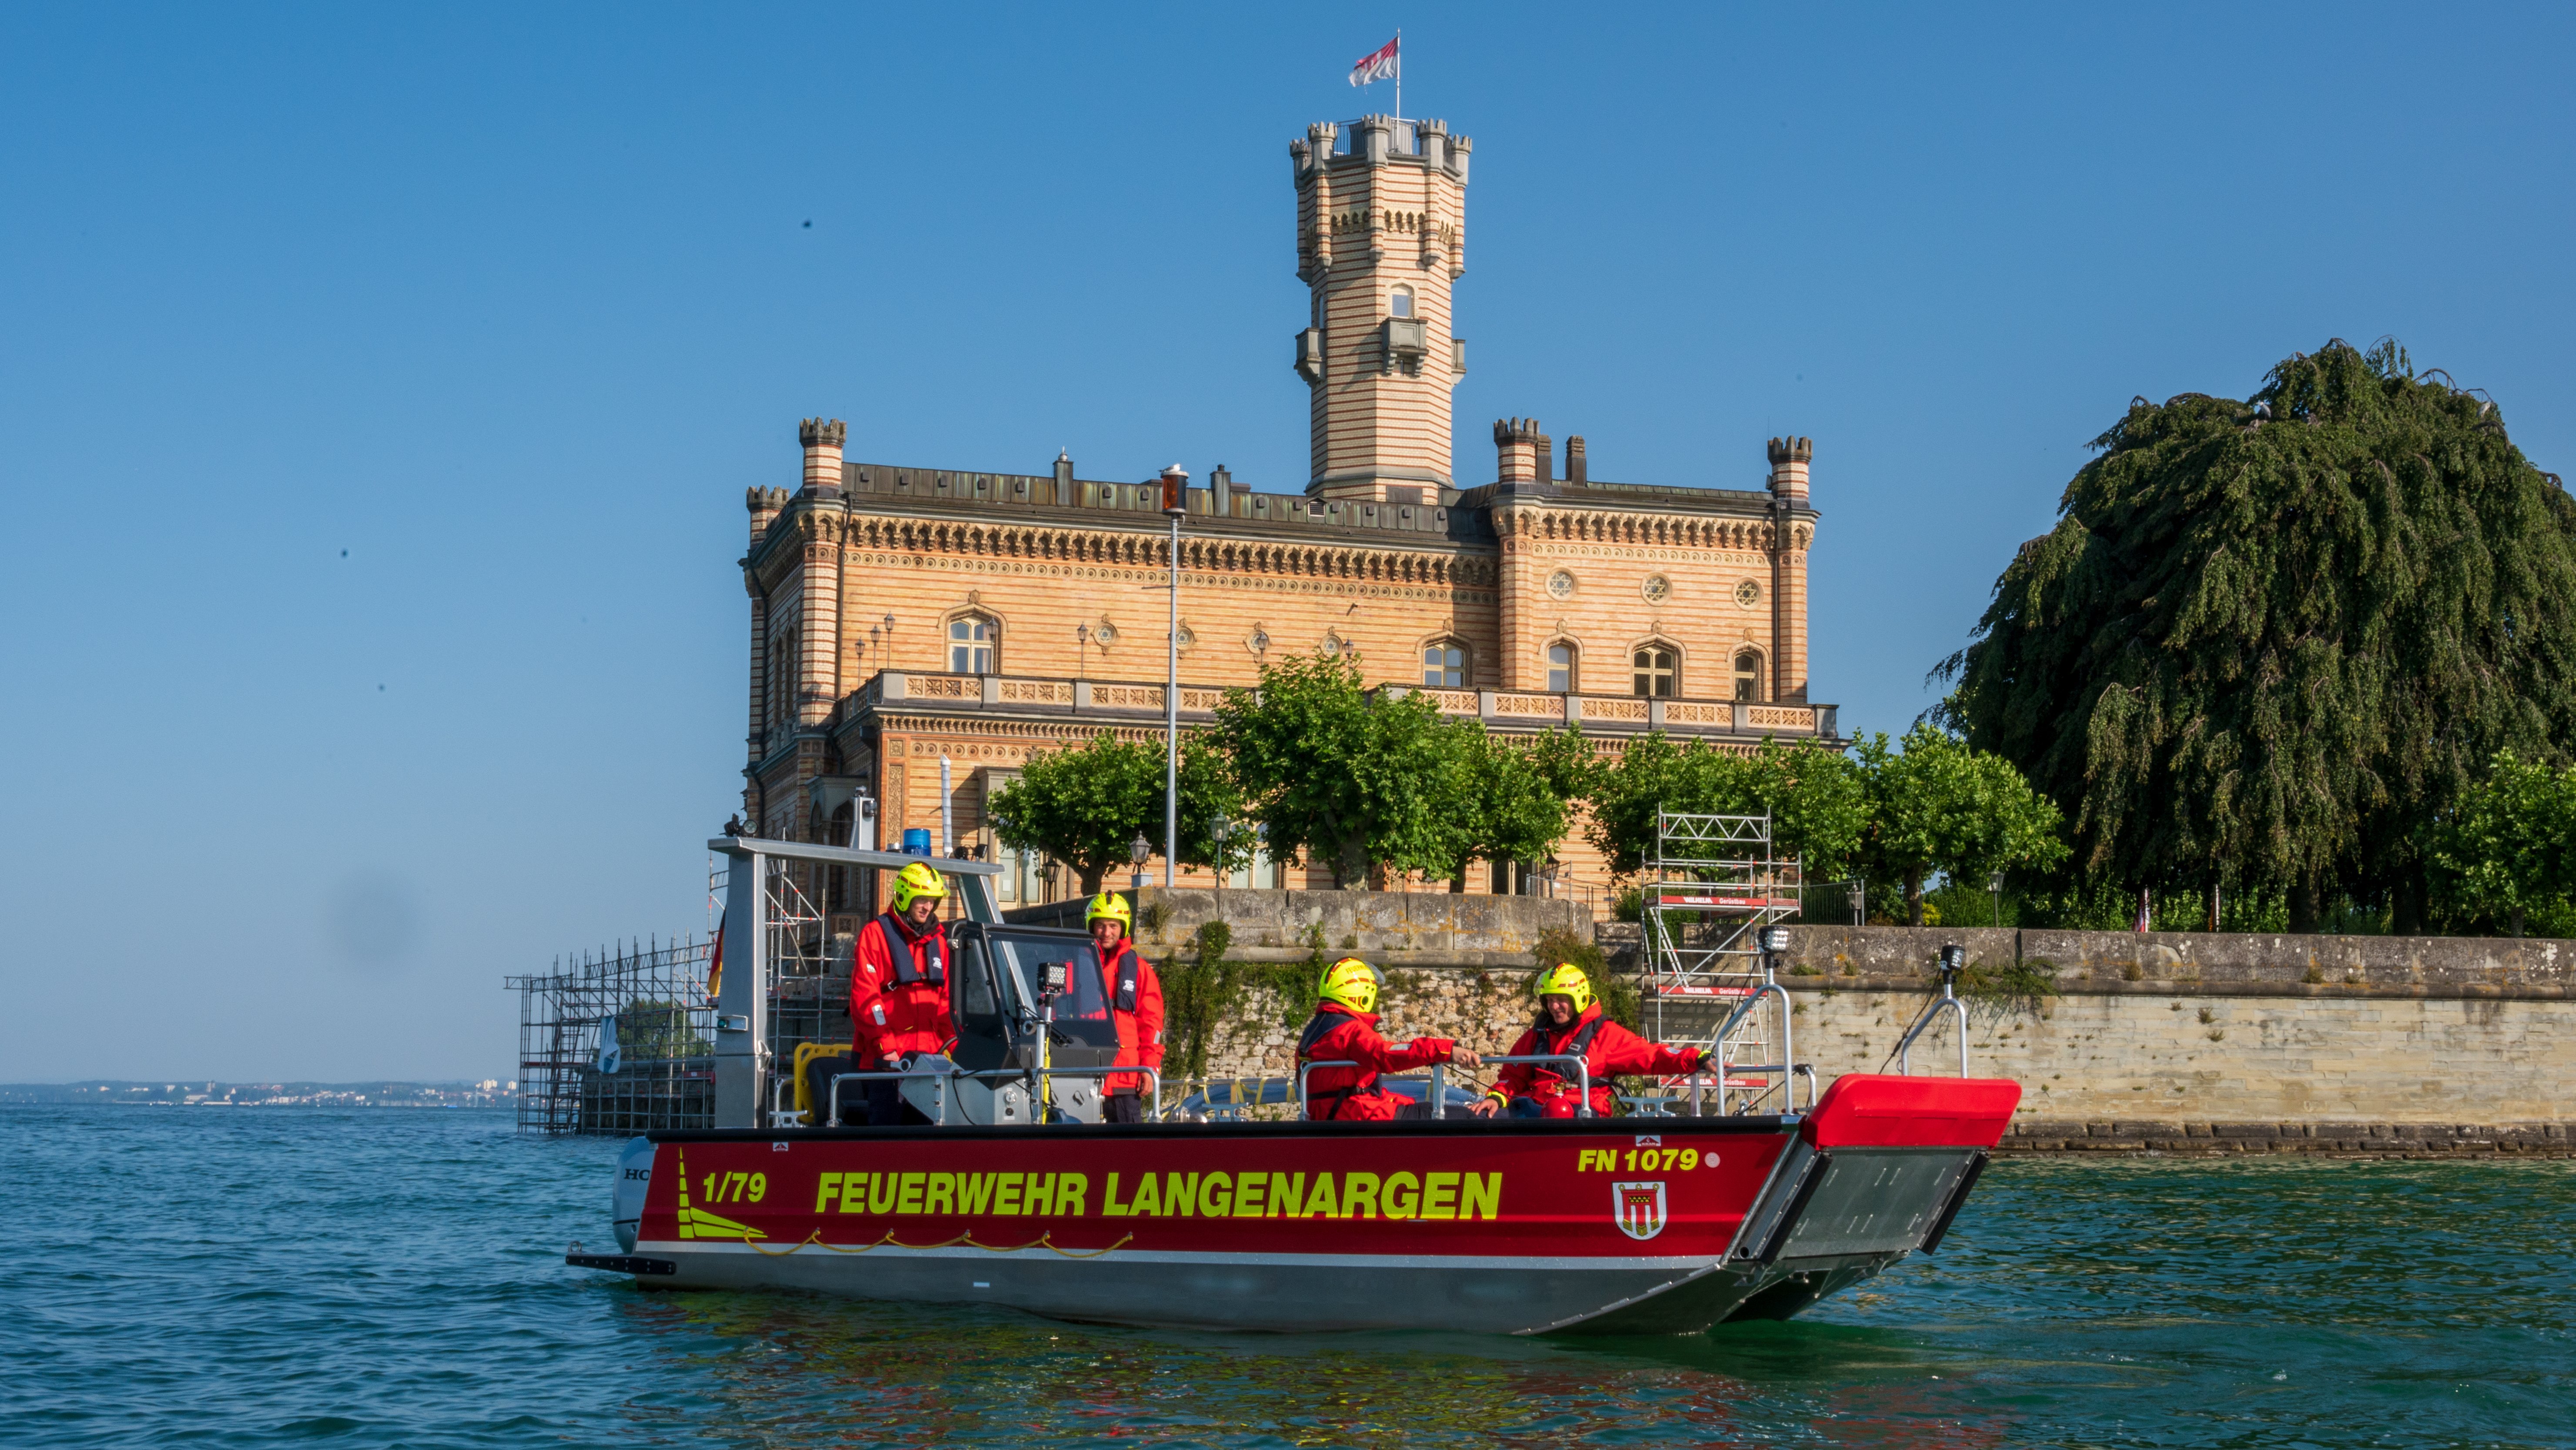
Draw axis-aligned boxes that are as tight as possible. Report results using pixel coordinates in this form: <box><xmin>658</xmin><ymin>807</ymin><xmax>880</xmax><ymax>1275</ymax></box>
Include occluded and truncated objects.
<box><xmin>1639</xmin><ymin>810</ymin><xmax>1809</xmax><ymax>1115</ymax></box>
<box><xmin>510</xmin><ymin>935</ymin><xmax>718</xmax><ymax>1135</ymax></box>
<box><xmin>511</xmin><ymin>847</ymin><xmax>880</xmax><ymax>1135</ymax></box>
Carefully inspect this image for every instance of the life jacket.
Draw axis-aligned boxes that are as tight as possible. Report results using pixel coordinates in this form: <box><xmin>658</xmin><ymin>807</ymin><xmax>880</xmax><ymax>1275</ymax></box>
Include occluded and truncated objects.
<box><xmin>1296</xmin><ymin>1007</ymin><xmax>1387</xmax><ymax>1116</ymax></box>
<box><xmin>1105</xmin><ymin>943</ymin><xmax>1141</xmax><ymax>1014</ymax></box>
<box><xmin>874</xmin><ymin>914</ymin><xmax>946</xmax><ymax>987</ymax></box>
<box><xmin>1525</xmin><ymin>1013</ymin><xmax>1610</xmax><ymax>1095</ymax></box>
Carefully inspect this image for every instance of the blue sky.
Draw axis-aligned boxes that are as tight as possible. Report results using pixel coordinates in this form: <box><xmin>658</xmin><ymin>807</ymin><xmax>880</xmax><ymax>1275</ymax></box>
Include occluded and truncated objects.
<box><xmin>3</xmin><ymin>4</ymin><xmax>2570</xmax><ymax>1081</ymax></box>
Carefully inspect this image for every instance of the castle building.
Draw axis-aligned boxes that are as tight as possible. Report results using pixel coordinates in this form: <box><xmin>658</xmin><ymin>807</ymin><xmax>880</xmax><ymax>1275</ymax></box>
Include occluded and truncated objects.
<box><xmin>737</xmin><ymin>114</ymin><xmax>1837</xmax><ymax>924</ymax></box>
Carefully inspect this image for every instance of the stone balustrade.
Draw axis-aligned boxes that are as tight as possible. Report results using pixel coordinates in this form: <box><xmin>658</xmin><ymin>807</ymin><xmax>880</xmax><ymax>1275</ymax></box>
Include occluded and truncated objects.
<box><xmin>865</xmin><ymin>670</ymin><xmax>1837</xmax><ymax>740</ymax></box>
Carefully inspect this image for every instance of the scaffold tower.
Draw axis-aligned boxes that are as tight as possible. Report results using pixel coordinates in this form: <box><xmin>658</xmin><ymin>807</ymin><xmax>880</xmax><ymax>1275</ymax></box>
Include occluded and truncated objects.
<box><xmin>1640</xmin><ymin>811</ymin><xmax>1809</xmax><ymax>1115</ymax></box>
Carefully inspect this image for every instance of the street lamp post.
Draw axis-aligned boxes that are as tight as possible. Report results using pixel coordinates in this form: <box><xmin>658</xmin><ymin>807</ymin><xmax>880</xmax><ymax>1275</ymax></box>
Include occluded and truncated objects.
<box><xmin>1129</xmin><ymin>832</ymin><xmax>1151</xmax><ymax>896</ymax></box>
<box><xmin>1988</xmin><ymin>870</ymin><xmax>2006</xmax><ymax>928</ymax></box>
<box><xmin>1159</xmin><ymin>464</ymin><xmax>1187</xmax><ymax>889</ymax></box>
<box><xmin>1847</xmin><ymin>879</ymin><xmax>1866</xmax><ymax>927</ymax></box>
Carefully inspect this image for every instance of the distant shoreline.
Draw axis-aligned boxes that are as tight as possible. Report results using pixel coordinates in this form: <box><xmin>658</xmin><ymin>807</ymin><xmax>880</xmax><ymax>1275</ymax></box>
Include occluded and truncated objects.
<box><xmin>1</xmin><ymin>1080</ymin><xmax>516</xmax><ymax>1108</ymax></box>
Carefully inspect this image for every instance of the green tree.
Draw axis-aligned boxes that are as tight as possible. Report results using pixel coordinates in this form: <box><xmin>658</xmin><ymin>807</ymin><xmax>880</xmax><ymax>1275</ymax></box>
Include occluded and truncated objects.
<box><xmin>1213</xmin><ymin>653</ymin><xmax>1468</xmax><ymax>887</ymax></box>
<box><xmin>1939</xmin><ymin>339</ymin><xmax>2576</xmax><ymax>931</ymax></box>
<box><xmin>989</xmin><ymin>731</ymin><xmax>1246</xmax><ymax>895</ymax></box>
<box><xmin>1857</xmin><ymin>724</ymin><xmax>2069</xmax><ymax>925</ymax></box>
<box><xmin>2429</xmin><ymin>751</ymin><xmax>2576</xmax><ymax>936</ymax></box>
<box><xmin>1430</xmin><ymin>726</ymin><xmax>1592</xmax><ymax>891</ymax></box>
<box><xmin>1584</xmin><ymin>733</ymin><xmax>1869</xmax><ymax>880</ymax></box>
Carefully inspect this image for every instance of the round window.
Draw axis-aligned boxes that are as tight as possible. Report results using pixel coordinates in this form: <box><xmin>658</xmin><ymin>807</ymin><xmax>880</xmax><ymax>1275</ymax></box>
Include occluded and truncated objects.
<box><xmin>1735</xmin><ymin>579</ymin><xmax>1762</xmax><ymax>608</ymax></box>
<box><xmin>1547</xmin><ymin>570</ymin><xmax>1576</xmax><ymax>600</ymax></box>
<box><xmin>1641</xmin><ymin>575</ymin><xmax>1672</xmax><ymax>604</ymax></box>
<box><xmin>1094</xmin><ymin>620</ymin><xmax>1119</xmax><ymax>645</ymax></box>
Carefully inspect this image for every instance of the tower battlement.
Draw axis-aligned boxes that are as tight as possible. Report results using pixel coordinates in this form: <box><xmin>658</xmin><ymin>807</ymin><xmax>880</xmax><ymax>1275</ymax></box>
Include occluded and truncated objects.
<box><xmin>1290</xmin><ymin>115</ymin><xmax>1472</xmax><ymax>501</ymax></box>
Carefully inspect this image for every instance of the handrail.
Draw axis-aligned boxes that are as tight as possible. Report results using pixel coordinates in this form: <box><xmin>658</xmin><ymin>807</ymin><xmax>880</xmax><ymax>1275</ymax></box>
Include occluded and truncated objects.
<box><xmin>824</xmin><ymin>1064</ymin><xmax>1162</xmax><ymax>1128</ymax></box>
<box><xmin>1897</xmin><ymin>994</ymin><xmax>1970</xmax><ymax>1077</ymax></box>
<box><xmin>1708</xmin><ymin>979</ymin><xmax>1804</xmax><ymax>1112</ymax></box>
<box><xmin>1291</xmin><ymin>1057</ymin><xmax>1545</xmax><ymax>1118</ymax></box>
<box><xmin>1475</xmin><ymin>1054</ymin><xmax>1596</xmax><ymax>1118</ymax></box>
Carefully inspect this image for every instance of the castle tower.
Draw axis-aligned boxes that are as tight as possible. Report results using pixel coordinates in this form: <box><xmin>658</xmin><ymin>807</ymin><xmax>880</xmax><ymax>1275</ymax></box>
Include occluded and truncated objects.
<box><xmin>1290</xmin><ymin>115</ymin><xmax>1471</xmax><ymax>501</ymax></box>
<box><xmin>1767</xmin><ymin>436</ymin><xmax>1814</xmax><ymax>703</ymax></box>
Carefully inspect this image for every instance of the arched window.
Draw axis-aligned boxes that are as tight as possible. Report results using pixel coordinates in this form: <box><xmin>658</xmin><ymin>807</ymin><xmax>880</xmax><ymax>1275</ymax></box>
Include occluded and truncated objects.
<box><xmin>769</xmin><ymin>630</ymin><xmax>797</xmax><ymax>730</ymax></box>
<box><xmin>1423</xmin><ymin>640</ymin><xmax>1467</xmax><ymax>688</ymax></box>
<box><xmin>1733</xmin><ymin>650</ymin><xmax>1764</xmax><ymax>703</ymax></box>
<box><xmin>1546</xmin><ymin>642</ymin><xmax>1577</xmax><ymax>693</ymax></box>
<box><xmin>1631</xmin><ymin>645</ymin><xmax>1678</xmax><ymax>698</ymax></box>
<box><xmin>1390</xmin><ymin>285</ymin><xmax>1415</xmax><ymax>318</ymax></box>
<box><xmin>948</xmin><ymin>614</ymin><xmax>995</xmax><ymax>674</ymax></box>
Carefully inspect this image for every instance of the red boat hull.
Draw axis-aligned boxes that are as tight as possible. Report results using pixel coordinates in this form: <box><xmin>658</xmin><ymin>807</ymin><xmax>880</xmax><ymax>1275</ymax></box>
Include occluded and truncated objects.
<box><xmin>581</xmin><ymin>1075</ymin><xmax>2020</xmax><ymax>1334</ymax></box>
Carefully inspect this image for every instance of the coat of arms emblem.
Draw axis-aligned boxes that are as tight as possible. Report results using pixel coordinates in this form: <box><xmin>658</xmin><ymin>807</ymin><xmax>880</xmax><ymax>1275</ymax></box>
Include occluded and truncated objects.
<box><xmin>1612</xmin><ymin>1180</ymin><xmax>1667</xmax><ymax>1241</ymax></box>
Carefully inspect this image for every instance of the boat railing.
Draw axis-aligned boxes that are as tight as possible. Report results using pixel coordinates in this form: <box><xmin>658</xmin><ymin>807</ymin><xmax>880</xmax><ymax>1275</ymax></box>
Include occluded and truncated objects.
<box><xmin>1168</xmin><ymin>1075</ymin><xmax>1304</xmax><ymax>1122</ymax></box>
<box><xmin>819</xmin><ymin>1064</ymin><xmax>1162</xmax><ymax>1128</ymax></box>
<box><xmin>1297</xmin><ymin>1054</ymin><xmax>1595</xmax><ymax>1119</ymax></box>
<box><xmin>1623</xmin><ymin>1063</ymin><xmax>1817</xmax><ymax>1117</ymax></box>
<box><xmin>1895</xmin><ymin>944</ymin><xmax>1973</xmax><ymax>1077</ymax></box>
<box><xmin>1708</xmin><ymin>979</ymin><xmax>1809</xmax><ymax>1111</ymax></box>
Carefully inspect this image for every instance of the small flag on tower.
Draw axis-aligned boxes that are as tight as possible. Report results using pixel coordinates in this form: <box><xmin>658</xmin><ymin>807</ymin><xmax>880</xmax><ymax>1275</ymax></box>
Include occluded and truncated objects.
<box><xmin>1349</xmin><ymin>34</ymin><xmax>1399</xmax><ymax>88</ymax></box>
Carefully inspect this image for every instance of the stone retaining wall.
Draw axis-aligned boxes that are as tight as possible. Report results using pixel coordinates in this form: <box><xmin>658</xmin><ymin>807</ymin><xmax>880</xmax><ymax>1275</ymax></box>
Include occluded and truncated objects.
<box><xmin>987</xmin><ymin>897</ymin><xmax>2576</xmax><ymax>1148</ymax></box>
<box><xmin>1007</xmin><ymin>887</ymin><xmax>1588</xmax><ymax>971</ymax></box>
<box><xmin>1998</xmin><ymin>1120</ymin><xmax>2570</xmax><ymax>1155</ymax></box>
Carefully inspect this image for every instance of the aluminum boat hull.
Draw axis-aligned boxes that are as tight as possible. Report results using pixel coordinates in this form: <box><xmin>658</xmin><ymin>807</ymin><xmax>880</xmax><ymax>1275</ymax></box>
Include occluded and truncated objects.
<box><xmin>572</xmin><ymin>1074</ymin><xmax>2018</xmax><ymax>1334</ymax></box>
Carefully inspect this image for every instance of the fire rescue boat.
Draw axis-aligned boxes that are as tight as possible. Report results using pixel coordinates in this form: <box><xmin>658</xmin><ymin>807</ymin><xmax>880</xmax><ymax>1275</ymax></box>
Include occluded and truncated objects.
<box><xmin>565</xmin><ymin>837</ymin><xmax>2017</xmax><ymax>1335</ymax></box>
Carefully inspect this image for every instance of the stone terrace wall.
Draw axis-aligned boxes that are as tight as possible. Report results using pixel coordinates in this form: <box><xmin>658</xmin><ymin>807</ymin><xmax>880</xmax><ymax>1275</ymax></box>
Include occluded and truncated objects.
<box><xmin>998</xmin><ymin>897</ymin><xmax>2576</xmax><ymax>1149</ymax></box>
<box><xmin>1651</xmin><ymin>925</ymin><xmax>2576</xmax><ymax>1152</ymax></box>
<box><xmin>1008</xmin><ymin>887</ymin><xmax>1588</xmax><ymax>971</ymax></box>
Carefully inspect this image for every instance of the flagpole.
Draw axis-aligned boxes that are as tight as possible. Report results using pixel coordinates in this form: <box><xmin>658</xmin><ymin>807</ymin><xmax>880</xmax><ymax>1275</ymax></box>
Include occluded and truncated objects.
<box><xmin>1395</xmin><ymin>29</ymin><xmax>1402</xmax><ymax>121</ymax></box>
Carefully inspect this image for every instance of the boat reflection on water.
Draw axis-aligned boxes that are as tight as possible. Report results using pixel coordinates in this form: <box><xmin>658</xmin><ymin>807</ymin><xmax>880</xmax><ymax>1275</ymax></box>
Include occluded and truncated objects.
<box><xmin>601</xmin><ymin>1283</ymin><xmax>2027</xmax><ymax>1449</ymax></box>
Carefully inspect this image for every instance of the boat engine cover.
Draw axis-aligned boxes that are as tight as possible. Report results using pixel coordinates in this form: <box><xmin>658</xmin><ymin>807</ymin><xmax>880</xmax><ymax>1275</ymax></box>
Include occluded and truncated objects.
<box><xmin>612</xmin><ymin>1135</ymin><xmax>655</xmax><ymax>1252</ymax></box>
<box><xmin>1802</xmin><ymin>1074</ymin><xmax>2020</xmax><ymax>1150</ymax></box>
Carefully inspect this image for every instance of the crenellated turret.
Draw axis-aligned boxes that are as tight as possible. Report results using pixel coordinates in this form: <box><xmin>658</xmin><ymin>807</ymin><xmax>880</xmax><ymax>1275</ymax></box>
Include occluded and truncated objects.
<box><xmin>1290</xmin><ymin>114</ymin><xmax>1473</xmax><ymax>501</ymax></box>
<box><xmin>801</xmin><ymin>418</ymin><xmax>846</xmax><ymax>496</ymax></box>
<box><xmin>1766</xmin><ymin>436</ymin><xmax>1813</xmax><ymax>501</ymax></box>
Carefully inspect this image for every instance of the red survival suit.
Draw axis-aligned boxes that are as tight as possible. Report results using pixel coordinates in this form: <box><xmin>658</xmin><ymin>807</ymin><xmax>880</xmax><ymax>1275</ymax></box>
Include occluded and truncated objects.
<box><xmin>1095</xmin><ymin>935</ymin><xmax>1166</xmax><ymax>1098</ymax></box>
<box><xmin>1490</xmin><ymin>1003</ymin><xmax>1705</xmax><ymax>1118</ymax></box>
<box><xmin>1296</xmin><ymin>1001</ymin><xmax>1457</xmax><ymax>1122</ymax></box>
<box><xmin>850</xmin><ymin>910</ymin><xmax>955</xmax><ymax>1068</ymax></box>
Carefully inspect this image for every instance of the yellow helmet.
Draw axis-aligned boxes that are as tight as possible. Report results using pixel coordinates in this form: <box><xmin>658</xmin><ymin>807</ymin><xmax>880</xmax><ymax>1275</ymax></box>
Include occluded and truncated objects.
<box><xmin>1085</xmin><ymin>891</ymin><xmax>1132</xmax><ymax>930</ymax></box>
<box><xmin>890</xmin><ymin>861</ymin><xmax>948</xmax><ymax>911</ymax></box>
<box><xmin>1534</xmin><ymin>962</ymin><xmax>1595</xmax><ymax>1016</ymax></box>
<box><xmin>1317</xmin><ymin>957</ymin><xmax>1383</xmax><ymax>1015</ymax></box>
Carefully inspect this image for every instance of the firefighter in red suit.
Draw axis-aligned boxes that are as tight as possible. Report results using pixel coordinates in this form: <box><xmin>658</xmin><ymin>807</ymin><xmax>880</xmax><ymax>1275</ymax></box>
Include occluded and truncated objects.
<box><xmin>1084</xmin><ymin>891</ymin><xmax>1164</xmax><ymax>1124</ymax></box>
<box><xmin>1470</xmin><ymin>964</ymin><xmax>1708</xmax><ymax>1118</ymax></box>
<box><xmin>848</xmin><ymin>861</ymin><xmax>956</xmax><ymax>1126</ymax></box>
<box><xmin>1296</xmin><ymin>958</ymin><xmax>1479</xmax><ymax>1121</ymax></box>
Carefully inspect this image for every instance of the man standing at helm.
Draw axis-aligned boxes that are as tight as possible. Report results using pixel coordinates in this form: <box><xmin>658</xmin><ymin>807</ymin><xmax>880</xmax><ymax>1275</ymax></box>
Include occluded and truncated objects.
<box><xmin>1296</xmin><ymin>957</ymin><xmax>1479</xmax><ymax>1121</ymax></box>
<box><xmin>1471</xmin><ymin>963</ymin><xmax>1707</xmax><ymax>1118</ymax></box>
<box><xmin>848</xmin><ymin>861</ymin><xmax>956</xmax><ymax>1126</ymax></box>
<box><xmin>1083</xmin><ymin>892</ymin><xmax>1165</xmax><ymax>1124</ymax></box>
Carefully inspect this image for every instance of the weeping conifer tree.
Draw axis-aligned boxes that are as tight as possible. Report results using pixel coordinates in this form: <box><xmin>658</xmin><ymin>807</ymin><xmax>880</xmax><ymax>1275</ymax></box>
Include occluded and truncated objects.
<box><xmin>1939</xmin><ymin>339</ymin><xmax>2576</xmax><ymax>931</ymax></box>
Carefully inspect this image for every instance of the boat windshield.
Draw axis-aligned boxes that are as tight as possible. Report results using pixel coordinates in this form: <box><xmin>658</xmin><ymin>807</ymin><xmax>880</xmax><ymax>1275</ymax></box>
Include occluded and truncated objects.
<box><xmin>989</xmin><ymin>934</ymin><xmax>1112</xmax><ymax>1025</ymax></box>
<box><xmin>950</xmin><ymin>925</ymin><xmax>1120</xmax><ymax>1072</ymax></box>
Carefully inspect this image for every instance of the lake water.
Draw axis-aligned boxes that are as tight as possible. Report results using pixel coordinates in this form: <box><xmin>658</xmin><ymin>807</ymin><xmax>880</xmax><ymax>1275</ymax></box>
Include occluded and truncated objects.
<box><xmin>6</xmin><ymin>1105</ymin><xmax>2570</xmax><ymax>1448</ymax></box>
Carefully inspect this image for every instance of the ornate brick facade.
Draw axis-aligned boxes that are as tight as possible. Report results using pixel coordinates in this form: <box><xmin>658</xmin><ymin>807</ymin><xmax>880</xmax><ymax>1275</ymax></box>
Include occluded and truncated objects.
<box><xmin>735</xmin><ymin>114</ymin><xmax>1837</xmax><ymax>918</ymax></box>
